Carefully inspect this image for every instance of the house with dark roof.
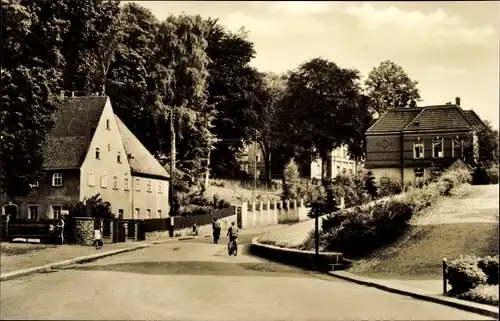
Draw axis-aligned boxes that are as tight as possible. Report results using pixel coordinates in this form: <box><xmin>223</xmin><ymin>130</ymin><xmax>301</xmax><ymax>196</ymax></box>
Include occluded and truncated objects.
<box><xmin>1</xmin><ymin>95</ymin><xmax>169</xmax><ymax>220</ymax></box>
<box><xmin>365</xmin><ymin>97</ymin><xmax>485</xmax><ymax>186</ymax></box>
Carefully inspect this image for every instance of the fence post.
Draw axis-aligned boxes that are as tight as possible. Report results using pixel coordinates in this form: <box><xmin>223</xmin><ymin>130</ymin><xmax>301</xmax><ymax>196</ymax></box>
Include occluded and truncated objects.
<box><xmin>266</xmin><ymin>200</ymin><xmax>271</xmax><ymax>226</ymax></box>
<box><xmin>251</xmin><ymin>202</ymin><xmax>256</xmax><ymax>227</ymax></box>
<box><xmin>443</xmin><ymin>258</ymin><xmax>447</xmax><ymax>294</ymax></box>
<box><xmin>134</xmin><ymin>221</ymin><xmax>140</xmax><ymax>241</ymax></box>
<box><xmin>241</xmin><ymin>202</ymin><xmax>248</xmax><ymax>229</ymax></box>
<box><xmin>122</xmin><ymin>222</ymin><xmax>128</xmax><ymax>242</ymax></box>
<box><xmin>258</xmin><ymin>201</ymin><xmax>264</xmax><ymax>226</ymax></box>
<box><xmin>109</xmin><ymin>220</ymin><xmax>115</xmax><ymax>243</ymax></box>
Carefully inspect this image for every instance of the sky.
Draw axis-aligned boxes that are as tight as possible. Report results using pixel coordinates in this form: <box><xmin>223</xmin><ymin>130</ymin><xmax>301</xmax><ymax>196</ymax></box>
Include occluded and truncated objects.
<box><xmin>131</xmin><ymin>1</ymin><xmax>500</xmax><ymax>129</ymax></box>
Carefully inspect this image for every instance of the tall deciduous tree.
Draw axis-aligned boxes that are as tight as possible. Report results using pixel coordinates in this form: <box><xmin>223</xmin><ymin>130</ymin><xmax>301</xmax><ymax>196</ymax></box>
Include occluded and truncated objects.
<box><xmin>204</xmin><ymin>20</ymin><xmax>260</xmax><ymax>178</ymax></box>
<box><xmin>152</xmin><ymin>14</ymin><xmax>212</xmax><ymax>214</ymax></box>
<box><xmin>282</xmin><ymin>58</ymin><xmax>366</xmax><ymax>183</ymax></box>
<box><xmin>1</xmin><ymin>0</ymin><xmax>67</xmax><ymax>197</ymax></box>
<box><xmin>365</xmin><ymin>60</ymin><xmax>421</xmax><ymax>116</ymax></box>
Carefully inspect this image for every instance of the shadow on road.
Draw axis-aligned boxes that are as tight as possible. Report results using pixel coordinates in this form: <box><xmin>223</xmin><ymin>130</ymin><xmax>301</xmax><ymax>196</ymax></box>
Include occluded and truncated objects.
<box><xmin>63</xmin><ymin>261</ymin><xmax>318</xmax><ymax>278</ymax></box>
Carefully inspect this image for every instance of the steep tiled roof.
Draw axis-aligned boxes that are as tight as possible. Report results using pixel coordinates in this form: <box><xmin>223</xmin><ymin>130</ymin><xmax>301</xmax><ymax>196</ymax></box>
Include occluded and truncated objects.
<box><xmin>462</xmin><ymin>110</ymin><xmax>487</xmax><ymax>131</ymax></box>
<box><xmin>367</xmin><ymin>108</ymin><xmax>422</xmax><ymax>133</ymax></box>
<box><xmin>115</xmin><ymin>116</ymin><xmax>170</xmax><ymax>180</ymax></box>
<box><xmin>403</xmin><ymin>106</ymin><xmax>472</xmax><ymax>131</ymax></box>
<box><xmin>42</xmin><ymin>97</ymin><xmax>107</xmax><ymax>169</ymax></box>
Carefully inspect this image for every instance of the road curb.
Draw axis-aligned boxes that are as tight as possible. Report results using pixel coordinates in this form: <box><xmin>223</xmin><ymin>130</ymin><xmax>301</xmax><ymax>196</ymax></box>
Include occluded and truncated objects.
<box><xmin>328</xmin><ymin>271</ymin><xmax>499</xmax><ymax>319</ymax></box>
<box><xmin>0</xmin><ymin>243</ymin><xmax>152</xmax><ymax>282</ymax></box>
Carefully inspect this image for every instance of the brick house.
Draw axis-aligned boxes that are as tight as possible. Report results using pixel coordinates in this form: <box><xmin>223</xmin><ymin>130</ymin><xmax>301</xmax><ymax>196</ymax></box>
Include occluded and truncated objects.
<box><xmin>1</xmin><ymin>95</ymin><xmax>170</xmax><ymax>220</ymax></box>
<box><xmin>365</xmin><ymin>97</ymin><xmax>486</xmax><ymax>186</ymax></box>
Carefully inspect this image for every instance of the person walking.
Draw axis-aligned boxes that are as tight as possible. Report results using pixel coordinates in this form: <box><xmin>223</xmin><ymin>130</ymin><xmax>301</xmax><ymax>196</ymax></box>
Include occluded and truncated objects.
<box><xmin>212</xmin><ymin>218</ymin><xmax>221</xmax><ymax>244</ymax></box>
<box><xmin>56</xmin><ymin>217</ymin><xmax>65</xmax><ymax>245</ymax></box>
<box><xmin>93</xmin><ymin>224</ymin><xmax>103</xmax><ymax>250</ymax></box>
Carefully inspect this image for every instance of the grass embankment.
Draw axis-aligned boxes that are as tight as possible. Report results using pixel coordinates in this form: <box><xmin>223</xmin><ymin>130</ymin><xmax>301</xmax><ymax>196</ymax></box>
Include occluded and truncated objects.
<box><xmin>206</xmin><ymin>179</ymin><xmax>282</xmax><ymax>204</ymax></box>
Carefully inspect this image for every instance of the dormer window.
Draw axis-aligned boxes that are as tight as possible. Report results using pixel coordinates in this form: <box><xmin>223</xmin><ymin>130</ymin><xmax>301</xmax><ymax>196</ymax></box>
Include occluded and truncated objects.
<box><xmin>106</xmin><ymin>119</ymin><xmax>111</xmax><ymax>130</ymax></box>
<box><xmin>95</xmin><ymin>148</ymin><xmax>100</xmax><ymax>159</ymax></box>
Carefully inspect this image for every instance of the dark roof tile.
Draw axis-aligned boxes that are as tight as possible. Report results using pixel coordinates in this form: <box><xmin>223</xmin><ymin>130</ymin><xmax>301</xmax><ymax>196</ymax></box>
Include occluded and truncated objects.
<box><xmin>462</xmin><ymin>110</ymin><xmax>487</xmax><ymax>131</ymax></box>
<box><xmin>42</xmin><ymin>97</ymin><xmax>107</xmax><ymax>170</ymax></box>
<box><xmin>403</xmin><ymin>106</ymin><xmax>472</xmax><ymax>131</ymax></box>
<box><xmin>367</xmin><ymin>109</ymin><xmax>422</xmax><ymax>132</ymax></box>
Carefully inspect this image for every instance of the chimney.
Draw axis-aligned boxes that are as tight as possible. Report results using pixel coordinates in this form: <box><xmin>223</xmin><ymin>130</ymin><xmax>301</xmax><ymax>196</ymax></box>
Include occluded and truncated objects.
<box><xmin>60</xmin><ymin>90</ymin><xmax>65</xmax><ymax>99</ymax></box>
<box><xmin>455</xmin><ymin>97</ymin><xmax>461</xmax><ymax>106</ymax></box>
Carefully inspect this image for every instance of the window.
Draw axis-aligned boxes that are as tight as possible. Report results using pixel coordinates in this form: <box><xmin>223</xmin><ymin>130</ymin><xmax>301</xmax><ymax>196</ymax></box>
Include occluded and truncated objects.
<box><xmin>157</xmin><ymin>210</ymin><xmax>162</xmax><ymax>218</ymax></box>
<box><xmin>342</xmin><ymin>168</ymin><xmax>347</xmax><ymax>174</ymax></box>
<box><xmin>117</xmin><ymin>151</ymin><xmax>121</xmax><ymax>163</ymax></box>
<box><xmin>135</xmin><ymin>178</ymin><xmax>140</xmax><ymax>191</ymax></box>
<box><xmin>107</xmin><ymin>144</ymin><xmax>111</xmax><ymax>151</ymax></box>
<box><xmin>106</xmin><ymin>119</ymin><xmax>110</xmax><ymax>130</ymax></box>
<box><xmin>255</xmin><ymin>154</ymin><xmax>260</xmax><ymax>162</ymax></box>
<box><xmin>413</xmin><ymin>142</ymin><xmax>424</xmax><ymax>159</ymax></box>
<box><xmin>30</xmin><ymin>181</ymin><xmax>39</xmax><ymax>188</ymax></box>
<box><xmin>433</xmin><ymin>140</ymin><xmax>444</xmax><ymax>158</ymax></box>
<box><xmin>124</xmin><ymin>177</ymin><xmax>130</xmax><ymax>191</ymax></box>
<box><xmin>95</xmin><ymin>147</ymin><xmax>100</xmax><ymax>159</ymax></box>
<box><xmin>349</xmin><ymin>168</ymin><xmax>353</xmax><ymax>174</ymax></box>
<box><xmin>52</xmin><ymin>173</ymin><xmax>63</xmax><ymax>187</ymax></box>
<box><xmin>337</xmin><ymin>166</ymin><xmax>341</xmax><ymax>173</ymax></box>
<box><xmin>112</xmin><ymin>176</ymin><xmax>118</xmax><ymax>189</ymax></box>
<box><xmin>157</xmin><ymin>182</ymin><xmax>162</xmax><ymax>194</ymax></box>
<box><xmin>100</xmin><ymin>175</ymin><xmax>107</xmax><ymax>188</ymax></box>
<box><xmin>28</xmin><ymin>205</ymin><xmax>39</xmax><ymax>220</ymax></box>
<box><xmin>134</xmin><ymin>208</ymin><xmax>140</xmax><ymax>219</ymax></box>
<box><xmin>88</xmin><ymin>172</ymin><xmax>95</xmax><ymax>186</ymax></box>
<box><xmin>147</xmin><ymin>180</ymin><xmax>152</xmax><ymax>192</ymax></box>
<box><xmin>52</xmin><ymin>205</ymin><xmax>62</xmax><ymax>219</ymax></box>
<box><xmin>146</xmin><ymin>209</ymin><xmax>151</xmax><ymax>219</ymax></box>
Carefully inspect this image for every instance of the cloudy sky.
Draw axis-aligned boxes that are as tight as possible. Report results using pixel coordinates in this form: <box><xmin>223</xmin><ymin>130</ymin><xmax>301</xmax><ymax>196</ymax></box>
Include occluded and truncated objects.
<box><xmin>131</xmin><ymin>1</ymin><xmax>499</xmax><ymax>128</ymax></box>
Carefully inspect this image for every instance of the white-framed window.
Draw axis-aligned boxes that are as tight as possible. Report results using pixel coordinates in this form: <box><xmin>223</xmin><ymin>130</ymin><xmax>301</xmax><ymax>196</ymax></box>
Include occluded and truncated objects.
<box><xmin>88</xmin><ymin>172</ymin><xmax>95</xmax><ymax>186</ymax></box>
<box><xmin>112</xmin><ymin>176</ymin><xmax>118</xmax><ymax>190</ymax></box>
<box><xmin>433</xmin><ymin>139</ymin><xmax>444</xmax><ymax>158</ymax></box>
<box><xmin>52</xmin><ymin>173</ymin><xmax>63</xmax><ymax>187</ymax></box>
<box><xmin>124</xmin><ymin>177</ymin><xmax>130</xmax><ymax>191</ymax></box>
<box><xmin>30</xmin><ymin>181</ymin><xmax>39</xmax><ymax>188</ymax></box>
<box><xmin>106</xmin><ymin>119</ymin><xmax>111</xmax><ymax>130</ymax></box>
<box><xmin>117</xmin><ymin>151</ymin><xmax>121</xmax><ymax>163</ymax></box>
<box><xmin>100</xmin><ymin>175</ymin><xmax>107</xmax><ymax>188</ymax></box>
<box><xmin>157</xmin><ymin>210</ymin><xmax>162</xmax><ymax>218</ymax></box>
<box><xmin>413</xmin><ymin>142</ymin><xmax>424</xmax><ymax>159</ymax></box>
<box><xmin>52</xmin><ymin>205</ymin><xmax>62</xmax><ymax>219</ymax></box>
<box><xmin>28</xmin><ymin>205</ymin><xmax>39</xmax><ymax>220</ymax></box>
<box><xmin>134</xmin><ymin>208</ymin><xmax>140</xmax><ymax>219</ymax></box>
<box><xmin>147</xmin><ymin>180</ymin><xmax>152</xmax><ymax>193</ymax></box>
<box><xmin>146</xmin><ymin>209</ymin><xmax>151</xmax><ymax>219</ymax></box>
<box><xmin>95</xmin><ymin>147</ymin><xmax>100</xmax><ymax>159</ymax></box>
<box><xmin>157</xmin><ymin>182</ymin><xmax>163</xmax><ymax>194</ymax></box>
<box><xmin>135</xmin><ymin>178</ymin><xmax>140</xmax><ymax>191</ymax></box>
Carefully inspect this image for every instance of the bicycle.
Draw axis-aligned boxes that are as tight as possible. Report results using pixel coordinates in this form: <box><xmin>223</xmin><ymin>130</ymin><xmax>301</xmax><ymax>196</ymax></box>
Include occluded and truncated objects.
<box><xmin>228</xmin><ymin>238</ymin><xmax>238</xmax><ymax>256</ymax></box>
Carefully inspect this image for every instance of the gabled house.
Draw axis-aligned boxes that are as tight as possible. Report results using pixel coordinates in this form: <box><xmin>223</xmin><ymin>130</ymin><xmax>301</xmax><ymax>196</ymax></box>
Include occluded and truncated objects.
<box><xmin>1</xmin><ymin>94</ymin><xmax>169</xmax><ymax>220</ymax></box>
<box><xmin>310</xmin><ymin>145</ymin><xmax>360</xmax><ymax>180</ymax></box>
<box><xmin>365</xmin><ymin>97</ymin><xmax>486</xmax><ymax>186</ymax></box>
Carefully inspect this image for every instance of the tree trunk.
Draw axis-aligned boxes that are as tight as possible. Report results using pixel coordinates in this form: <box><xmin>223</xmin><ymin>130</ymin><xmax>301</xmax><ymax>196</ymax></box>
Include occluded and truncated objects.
<box><xmin>169</xmin><ymin>108</ymin><xmax>176</xmax><ymax>216</ymax></box>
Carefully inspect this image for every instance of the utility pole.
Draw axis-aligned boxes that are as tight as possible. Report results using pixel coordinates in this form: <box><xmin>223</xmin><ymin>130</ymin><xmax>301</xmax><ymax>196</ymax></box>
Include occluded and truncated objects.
<box><xmin>251</xmin><ymin>135</ymin><xmax>257</xmax><ymax>203</ymax></box>
<box><xmin>169</xmin><ymin>108</ymin><xmax>176</xmax><ymax>217</ymax></box>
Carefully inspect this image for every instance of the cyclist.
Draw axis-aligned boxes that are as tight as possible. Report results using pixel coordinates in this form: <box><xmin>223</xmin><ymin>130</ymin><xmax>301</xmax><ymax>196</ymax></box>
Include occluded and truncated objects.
<box><xmin>227</xmin><ymin>221</ymin><xmax>238</xmax><ymax>255</ymax></box>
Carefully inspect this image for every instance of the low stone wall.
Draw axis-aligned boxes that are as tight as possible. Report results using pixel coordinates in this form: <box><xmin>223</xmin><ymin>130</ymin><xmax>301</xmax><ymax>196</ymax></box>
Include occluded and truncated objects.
<box><xmin>74</xmin><ymin>217</ymin><xmax>95</xmax><ymax>246</ymax></box>
<box><xmin>250</xmin><ymin>237</ymin><xmax>345</xmax><ymax>272</ymax></box>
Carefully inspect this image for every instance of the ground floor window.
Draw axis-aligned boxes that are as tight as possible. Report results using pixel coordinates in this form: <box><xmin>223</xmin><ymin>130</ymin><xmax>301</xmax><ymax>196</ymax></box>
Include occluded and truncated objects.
<box><xmin>52</xmin><ymin>205</ymin><xmax>62</xmax><ymax>219</ymax></box>
<box><xmin>28</xmin><ymin>205</ymin><xmax>39</xmax><ymax>220</ymax></box>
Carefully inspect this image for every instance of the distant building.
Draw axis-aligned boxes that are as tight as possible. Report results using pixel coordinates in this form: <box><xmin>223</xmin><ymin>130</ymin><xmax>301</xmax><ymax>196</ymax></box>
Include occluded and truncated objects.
<box><xmin>364</xmin><ymin>97</ymin><xmax>486</xmax><ymax>186</ymax></box>
<box><xmin>310</xmin><ymin>145</ymin><xmax>360</xmax><ymax>180</ymax></box>
<box><xmin>1</xmin><ymin>95</ymin><xmax>170</xmax><ymax>220</ymax></box>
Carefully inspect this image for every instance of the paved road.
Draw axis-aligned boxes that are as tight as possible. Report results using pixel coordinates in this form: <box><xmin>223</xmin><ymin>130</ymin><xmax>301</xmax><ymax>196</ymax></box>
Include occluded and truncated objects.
<box><xmin>0</xmin><ymin>233</ymin><xmax>493</xmax><ymax>320</ymax></box>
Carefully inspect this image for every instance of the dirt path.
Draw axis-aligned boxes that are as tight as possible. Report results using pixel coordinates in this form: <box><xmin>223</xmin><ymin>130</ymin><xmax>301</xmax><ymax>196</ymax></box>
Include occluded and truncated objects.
<box><xmin>349</xmin><ymin>184</ymin><xmax>499</xmax><ymax>279</ymax></box>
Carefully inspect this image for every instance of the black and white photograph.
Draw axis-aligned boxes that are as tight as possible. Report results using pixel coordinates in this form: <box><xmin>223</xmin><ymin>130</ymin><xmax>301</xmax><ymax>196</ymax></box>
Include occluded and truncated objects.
<box><xmin>1</xmin><ymin>1</ymin><xmax>499</xmax><ymax>320</ymax></box>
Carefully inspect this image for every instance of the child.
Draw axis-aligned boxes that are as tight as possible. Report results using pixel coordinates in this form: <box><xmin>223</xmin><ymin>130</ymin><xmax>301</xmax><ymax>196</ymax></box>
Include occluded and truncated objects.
<box><xmin>93</xmin><ymin>226</ymin><xmax>103</xmax><ymax>250</ymax></box>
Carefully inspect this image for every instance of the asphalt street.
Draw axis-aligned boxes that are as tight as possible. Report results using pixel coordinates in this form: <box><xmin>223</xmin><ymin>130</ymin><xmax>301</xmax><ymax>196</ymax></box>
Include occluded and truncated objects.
<box><xmin>0</xmin><ymin>233</ymin><xmax>493</xmax><ymax>320</ymax></box>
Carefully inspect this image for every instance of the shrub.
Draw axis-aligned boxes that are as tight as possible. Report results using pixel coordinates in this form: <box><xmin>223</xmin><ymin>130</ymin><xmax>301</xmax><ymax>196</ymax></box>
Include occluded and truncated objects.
<box><xmin>472</xmin><ymin>167</ymin><xmax>491</xmax><ymax>185</ymax></box>
<box><xmin>478</xmin><ymin>255</ymin><xmax>499</xmax><ymax>285</ymax></box>
<box><xmin>457</xmin><ymin>284</ymin><xmax>499</xmax><ymax>306</ymax></box>
<box><xmin>446</xmin><ymin>255</ymin><xmax>488</xmax><ymax>293</ymax></box>
<box><xmin>283</xmin><ymin>159</ymin><xmax>301</xmax><ymax>200</ymax></box>
<box><xmin>332</xmin><ymin>173</ymin><xmax>370</xmax><ymax>208</ymax></box>
<box><xmin>487</xmin><ymin>167</ymin><xmax>499</xmax><ymax>184</ymax></box>
<box><xmin>378</xmin><ymin>176</ymin><xmax>403</xmax><ymax>197</ymax></box>
<box><xmin>298</xmin><ymin>182</ymin><xmax>326</xmax><ymax>204</ymax></box>
<box><xmin>364</xmin><ymin>170</ymin><xmax>378</xmax><ymax>199</ymax></box>
<box><xmin>371</xmin><ymin>200</ymin><xmax>414</xmax><ymax>244</ymax></box>
<box><xmin>449</xmin><ymin>169</ymin><xmax>473</xmax><ymax>185</ymax></box>
<box><xmin>178</xmin><ymin>205</ymin><xmax>213</xmax><ymax>216</ymax></box>
<box><xmin>405</xmin><ymin>182</ymin><xmax>440</xmax><ymax>212</ymax></box>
